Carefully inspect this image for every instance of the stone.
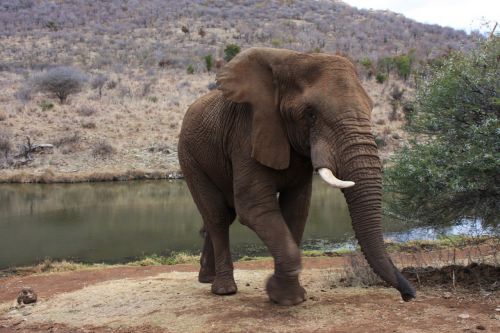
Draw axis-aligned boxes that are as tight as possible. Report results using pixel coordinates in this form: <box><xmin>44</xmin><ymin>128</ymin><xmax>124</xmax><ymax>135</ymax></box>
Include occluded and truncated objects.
<box><xmin>443</xmin><ymin>292</ymin><xmax>452</xmax><ymax>299</ymax></box>
<box><xmin>475</xmin><ymin>325</ymin><xmax>486</xmax><ymax>330</ymax></box>
<box><xmin>458</xmin><ymin>313</ymin><xmax>470</xmax><ymax>319</ymax></box>
<box><xmin>17</xmin><ymin>288</ymin><xmax>37</xmax><ymax>305</ymax></box>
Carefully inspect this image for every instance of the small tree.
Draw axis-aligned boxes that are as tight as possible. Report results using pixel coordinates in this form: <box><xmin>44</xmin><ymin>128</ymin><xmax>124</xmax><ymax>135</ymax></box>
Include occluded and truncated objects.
<box><xmin>31</xmin><ymin>66</ymin><xmax>87</xmax><ymax>104</ymax></box>
<box><xmin>204</xmin><ymin>54</ymin><xmax>213</xmax><ymax>72</ymax></box>
<box><xmin>359</xmin><ymin>57</ymin><xmax>374</xmax><ymax>79</ymax></box>
<box><xmin>224</xmin><ymin>44</ymin><xmax>241</xmax><ymax>62</ymax></box>
<box><xmin>384</xmin><ymin>37</ymin><xmax>500</xmax><ymax>226</ymax></box>
<box><xmin>91</xmin><ymin>74</ymin><xmax>108</xmax><ymax>99</ymax></box>
<box><xmin>393</xmin><ymin>54</ymin><xmax>411</xmax><ymax>81</ymax></box>
<box><xmin>0</xmin><ymin>130</ymin><xmax>11</xmax><ymax>159</ymax></box>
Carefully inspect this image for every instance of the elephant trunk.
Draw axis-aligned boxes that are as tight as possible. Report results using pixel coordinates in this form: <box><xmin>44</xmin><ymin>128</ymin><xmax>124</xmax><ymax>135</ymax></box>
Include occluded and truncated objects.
<box><xmin>327</xmin><ymin>136</ymin><xmax>416</xmax><ymax>301</ymax></box>
<box><xmin>311</xmin><ymin>124</ymin><xmax>415</xmax><ymax>301</ymax></box>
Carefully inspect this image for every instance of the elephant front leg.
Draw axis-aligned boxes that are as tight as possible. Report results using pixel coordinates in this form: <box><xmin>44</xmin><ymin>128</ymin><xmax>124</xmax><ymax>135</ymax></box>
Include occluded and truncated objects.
<box><xmin>235</xmin><ymin>189</ymin><xmax>306</xmax><ymax>305</ymax></box>
<box><xmin>279</xmin><ymin>176</ymin><xmax>313</xmax><ymax>246</ymax></box>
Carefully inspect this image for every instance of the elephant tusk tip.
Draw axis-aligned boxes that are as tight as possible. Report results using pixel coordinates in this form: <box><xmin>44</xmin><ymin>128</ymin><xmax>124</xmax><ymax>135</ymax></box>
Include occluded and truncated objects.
<box><xmin>341</xmin><ymin>181</ymin><xmax>355</xmax><ymax>188</ymax></box>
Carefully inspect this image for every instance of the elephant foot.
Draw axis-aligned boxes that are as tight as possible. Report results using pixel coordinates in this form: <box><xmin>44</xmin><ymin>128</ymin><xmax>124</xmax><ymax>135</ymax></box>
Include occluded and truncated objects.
<box><xmin>266</xmin><ymin>274</ymin><xmax>306</xmax><ymax>306</ymax></box>
<box><xmin>198</xmin><ymin>267</ymin><xmax>215</xmax><ymax>283</ymax></box>
<box><xmin>211</xmin><ymin>272</ymin><xmax>237</xmax><ymax>295</ymax></box>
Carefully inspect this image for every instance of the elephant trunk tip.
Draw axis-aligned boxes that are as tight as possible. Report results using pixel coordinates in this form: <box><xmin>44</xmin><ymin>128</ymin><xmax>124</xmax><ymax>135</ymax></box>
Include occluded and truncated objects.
<box><xmin>396</xmin><ymin>271</ymin><xmax>416</xmax><ymax>302</ymax></box>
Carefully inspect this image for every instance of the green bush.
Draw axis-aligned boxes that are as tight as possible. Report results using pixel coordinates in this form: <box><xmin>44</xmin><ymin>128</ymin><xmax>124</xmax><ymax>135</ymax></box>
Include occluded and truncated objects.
<box><xmin>204</xmin><ymin>54</ymin><xmax>213</xmax><ymax>72</ymax></box>
<box><xmin>39</xmin><ymin>100</ymin><xmax>54</xmax><ymax>111</ymax></box>
<box><xmin>224</xmin><ymin>43</ymin><xmax>241</xmax><ymax>62</ymax></box>
<box><xmin>359</xmin><ymin>57</ymin><xmax>374</xmax><ymax>79</ymax></box>
<box><xmin>384</xmin><ymin>37</ymin><xmax>500</xmax><ymax>226</ymax></box>
<box><xmin>375</xmin><ymin>72</ymin><xmax>387</xmax><ymax>84</ymax></box>
<box><xmin>360</xmin><ymin>57</ymin><xmax>372</xmax><ymax>70</ymax></box>
<box><xmin>393</xmin><ymin>54</ymin><xmax>411</xmax><ymax>81</ymax></box>
<box><xmin>186</xmin><ymin>64</ymin><xmax>194</xmax><ymax>74</ymax></box>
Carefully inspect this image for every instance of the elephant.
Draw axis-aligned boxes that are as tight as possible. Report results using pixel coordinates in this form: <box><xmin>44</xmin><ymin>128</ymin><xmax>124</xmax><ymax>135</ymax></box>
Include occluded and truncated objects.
<box><xmin>178</xmin><ymin>47</ymin><xmax>416</xmax><ymax>305</ymax></box>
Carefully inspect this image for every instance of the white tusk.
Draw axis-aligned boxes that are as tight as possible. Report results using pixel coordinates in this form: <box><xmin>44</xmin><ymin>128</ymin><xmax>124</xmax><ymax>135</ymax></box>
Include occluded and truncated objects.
<box><xmin>318</xmin><ymin>168</ymin><xmax>355</xmax><ymax>189</ymax></box>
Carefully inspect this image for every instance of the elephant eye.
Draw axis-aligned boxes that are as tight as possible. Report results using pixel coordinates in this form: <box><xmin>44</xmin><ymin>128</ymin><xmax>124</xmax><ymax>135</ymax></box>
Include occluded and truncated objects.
<box><xmin>305</xmin><ymin>107</ymin><xmax>316</xmax><ymax>123</ymax></box>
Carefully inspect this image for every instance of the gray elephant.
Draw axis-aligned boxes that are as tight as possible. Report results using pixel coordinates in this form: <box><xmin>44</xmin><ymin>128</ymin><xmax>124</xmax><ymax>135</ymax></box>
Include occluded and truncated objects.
<box><xmin>178</xmin><ymin>47</ymin><xmax>416</xmax><ymax>305</ymax></box>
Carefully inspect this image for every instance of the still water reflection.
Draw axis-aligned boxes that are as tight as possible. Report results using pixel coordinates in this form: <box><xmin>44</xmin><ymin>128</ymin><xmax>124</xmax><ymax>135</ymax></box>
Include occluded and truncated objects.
<box><xmin>0</xmin><ymin>178</ymin><xmax>484</xmax><ymax>268</ymax></box>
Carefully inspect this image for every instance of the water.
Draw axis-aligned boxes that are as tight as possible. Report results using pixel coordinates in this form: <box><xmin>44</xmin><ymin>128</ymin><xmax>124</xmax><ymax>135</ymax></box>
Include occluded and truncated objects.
<box><xmin>0</xmin><ymin>178</ymin><xmax>488</xmax><ymax>269</ymax></box>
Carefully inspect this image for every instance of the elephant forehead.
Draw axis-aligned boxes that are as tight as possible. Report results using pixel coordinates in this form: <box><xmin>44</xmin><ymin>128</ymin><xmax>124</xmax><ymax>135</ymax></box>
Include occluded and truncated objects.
<box><xmin>303</xmin><ymin>79</ymin><xmax>361</xmax><ymax>104</ymax></box>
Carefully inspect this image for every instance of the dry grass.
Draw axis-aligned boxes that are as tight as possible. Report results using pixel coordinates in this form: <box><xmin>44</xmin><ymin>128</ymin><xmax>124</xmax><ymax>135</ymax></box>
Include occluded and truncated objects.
<box><xmin>0</xmin><ymin>168</ymin><xmax>179</xmax><ymax>183</ymax></box>
<box><xmin>0</xmin><ymin>258</ymin><xmax>103</xmax><ymax>277</ymax></box>
<box><xmin>0</xmin><ymin>69</ymin><xmax>213</xmax><ymax>181</ymax></box>
<box><xmin>0</xmin><ymin>69</ymin><xmax>408</xmax><ymax>181</ymax></box>
<box><xmin>0</xmin><ymin>252</ymin><xmax>197</xmax><ymax>278</ymax></box>
<box><xmin>128</xmin><ymin>252</ymin><xmax>199</xmax><ymax>267</ymax></box>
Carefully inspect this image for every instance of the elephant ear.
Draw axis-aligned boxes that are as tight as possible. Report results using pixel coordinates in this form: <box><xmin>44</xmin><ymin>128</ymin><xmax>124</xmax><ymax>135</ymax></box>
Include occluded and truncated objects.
<box><xmin>216</xmin><ymin>47</ymin><xmax>295</xmax><ymax>170</ymax></box>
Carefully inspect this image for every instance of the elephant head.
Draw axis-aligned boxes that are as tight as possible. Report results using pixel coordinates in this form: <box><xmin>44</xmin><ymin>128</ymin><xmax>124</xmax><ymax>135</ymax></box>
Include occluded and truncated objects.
<box><xmin>217</xmin><ymin>47</ymin><xmax>416</xmax><ymax>301</ymax></box>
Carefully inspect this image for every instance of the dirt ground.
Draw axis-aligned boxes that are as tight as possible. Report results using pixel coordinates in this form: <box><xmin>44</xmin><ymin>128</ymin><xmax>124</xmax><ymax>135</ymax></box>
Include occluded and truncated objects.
<box><xmin>0</xmin><ymin>258</ymin><xmax>498</xmax><ymax>333</ymax></box>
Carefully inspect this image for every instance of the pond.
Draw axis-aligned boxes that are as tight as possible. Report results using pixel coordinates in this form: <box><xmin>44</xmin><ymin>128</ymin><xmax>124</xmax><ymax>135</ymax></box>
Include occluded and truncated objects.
<box><xmin>0</xmin><ymin>178</ymin><xmax>487</xmax><ymax>269</ymax></box>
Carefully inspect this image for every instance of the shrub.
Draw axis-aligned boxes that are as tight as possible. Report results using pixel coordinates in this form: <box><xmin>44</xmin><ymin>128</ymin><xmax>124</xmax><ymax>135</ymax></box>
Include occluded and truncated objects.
<box><xmin>91</xmin><ymin>74</ymin><xmax>108</xmax><ymax>99</ymax></box>
<box><xmin>186</xmin><ymin>64</ymin><xmax>194</xmax><ymax>74</ymax></box>
<box><xmin>374</xmin><ymin>135</ymin><xmax>387</xmax><ymax>148</ymax></box>
<box><xmin>204</xmin><ymin>54</ymin><xmax>213</xmax><ymax>72</ymax></box>
<box><xmin>106</xmin><ymin>80</ymin><xmax>117</xmax><ymax>90</ymax></box>
<box><xmin>77</xmin><ymin>106</ymin><xmax>96</xmax><ymax>117</ymax></box>
<box><xmin>0</xmin><ymin>130</ymin><xmax>11</xmax><ymax>158</ymax></box>
<box><xmin>388</xmin><ymin>101</ymin><xmax>400</xmax><ymax>121</ymax></box>
<box><xmin>81</xmin><ymin>120</ymin><xmax>96</xmax><ymax>129</ymax></box>
<box><xmin>360</xmin><ymin>57</ymin><xmax>374</xmax><ymax>79</ymax></box>
<box><xmin>15</xmin><ymin>85</ymin><xmax>32</xmax><ymax>102</ymax></box>
<box><xmin>53</xmin><ymin>132</ymin><xmax>80</xmax><ymax>148</ymax></box>
<box><xmin>92</xmin><ymin>140</ymin><xmax>115</xmax><ymax>158</ymax></box>
<box><xmin>39</xmin><ymin>100</ymin><xmax>54</xmax><ymax>111</ymax></box>
<box><xmin>181</xmin><ymin>25</ymin><xmax>189</xmax><ymax>34</ymax></box>
<box><xmin>377</xmin><ymin>57</ymin><xmax>393</xmax><ymax>74</ymax></box>
<box><xmin>30</xmin><ymin>66</ymin><xmax>87</xmax><ymax>104</ymax></box>
<box><xmin>198</xmin><ymin>27</ymin><xmax>206</xmax><ymax>38</ymax></box>
<box><xmin>45</xmin><ymin>21</ymin><xmax>59</xmax><ymax>32</ymax></box>
<box><xmin>393</xmin><ymin>54</ymin><xmax>411</xmax><ymax>81</ymax></box>
<box><xmin>389</xmin><ymin>84</ymin><xmax>404</xmax><ymax>101</ymax></box>
<box><xmin>375</xmin><ymin>72</ymin><xmax>387</xmax><ymax>84</ymax></box>
<box><xmin>384</xmin><ymin>37</ymin><xmax>500</xmax><ymax>226</ymax></box>
<box><xmin>224</xmin><ymin>43</ymin><xmax>241</xmax><ymax>62</ymax></box>
<box><xmin>0</xmin><ymin>110</ymin><xmax>7</xmax><ymax>121</ymax></box>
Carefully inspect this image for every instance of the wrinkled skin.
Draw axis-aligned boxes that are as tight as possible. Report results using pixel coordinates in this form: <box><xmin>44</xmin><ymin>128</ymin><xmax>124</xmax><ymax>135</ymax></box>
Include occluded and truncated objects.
<box><xmin>178</xmin><ymin>48</ymin><xmax>416</xmax><ymax>305</ymax></box>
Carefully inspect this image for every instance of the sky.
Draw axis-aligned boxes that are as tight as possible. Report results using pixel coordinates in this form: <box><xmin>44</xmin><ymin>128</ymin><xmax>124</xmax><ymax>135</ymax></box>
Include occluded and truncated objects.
<box><xmin>343</xmin><ymin>0</ymin><xmax>499</xmax><ymax>33</ymax></box>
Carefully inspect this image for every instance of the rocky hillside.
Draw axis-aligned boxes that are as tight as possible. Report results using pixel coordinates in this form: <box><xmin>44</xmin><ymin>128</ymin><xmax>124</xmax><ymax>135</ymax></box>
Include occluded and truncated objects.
<box><xmin>0</xmin><ymin>0</ymin><xmax>476</xmax><ymax>182</ymax></box>
<box><xmin>0</xmin><ymin>0</ymin><xmax>474</xmax><ymax>70</ymax></box>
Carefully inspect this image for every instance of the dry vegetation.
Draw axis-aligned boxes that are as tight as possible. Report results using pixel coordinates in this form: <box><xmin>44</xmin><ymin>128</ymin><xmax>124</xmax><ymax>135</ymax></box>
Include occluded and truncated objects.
<box><xmin>0</xmin><ymin>0</ymin><xmax>475</xmax><ymax>182</ymax></box>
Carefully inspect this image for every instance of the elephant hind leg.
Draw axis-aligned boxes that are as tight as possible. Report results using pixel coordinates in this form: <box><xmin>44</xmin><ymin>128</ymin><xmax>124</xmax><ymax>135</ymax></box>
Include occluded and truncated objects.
<box><xmin>198</xmin><ymin>226</ymin><xmax>215</xmax><ymax>283</ymax></box>
<box><xmin>183</xmin><ymin>168</ymin><xmax>237</xmax><ymax>295</ymax></box>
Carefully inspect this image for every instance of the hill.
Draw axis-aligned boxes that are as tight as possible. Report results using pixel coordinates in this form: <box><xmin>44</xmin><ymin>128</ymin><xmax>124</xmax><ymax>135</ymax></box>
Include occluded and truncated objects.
<box><xmin>0</xmin><ymin>0</ymin><xmax>476</xmax><ymax>182</ymax></box>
